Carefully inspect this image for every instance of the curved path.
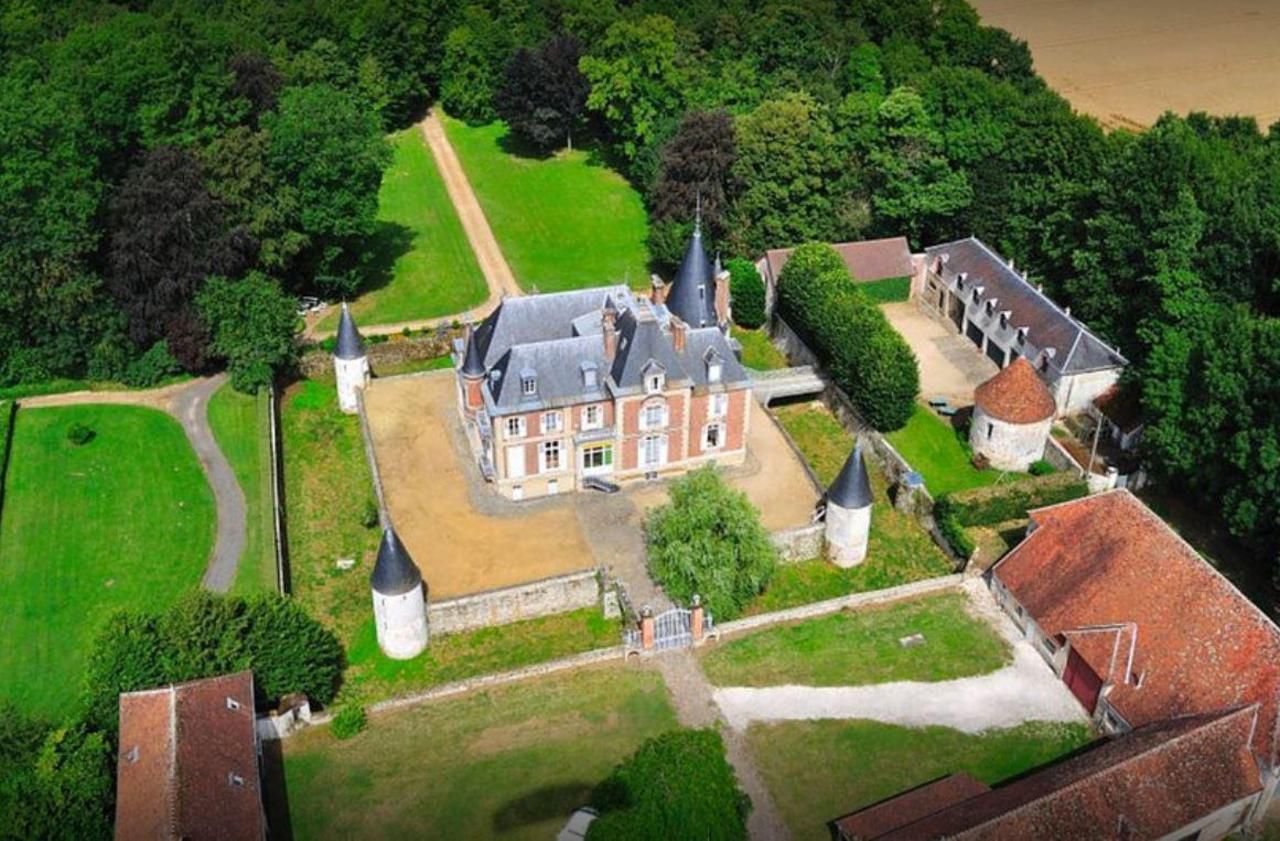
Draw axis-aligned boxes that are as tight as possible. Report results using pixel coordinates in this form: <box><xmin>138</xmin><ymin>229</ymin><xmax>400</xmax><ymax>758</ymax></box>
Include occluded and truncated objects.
<box><xmin>20</xmin><ymin>375</ymin><xmax>247</xmax><ymax>592</ymax></box>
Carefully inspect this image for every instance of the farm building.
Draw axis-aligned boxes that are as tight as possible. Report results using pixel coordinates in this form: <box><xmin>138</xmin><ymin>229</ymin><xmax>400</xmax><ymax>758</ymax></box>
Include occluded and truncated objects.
<box><xmin>755</xmin><ymin>236</ymin><xmax>913</xmax><ymax>315</ymax></box>
<box><xmin>916</xmin><ymin>237</ymin><xmax>1126</xmax><ymax>416</ymax></box>
<box><xmin>969</xmin><ymin>357</ymin><xmax>1056</xmax><ymax>471</ymax></box>
<box><xmin>115</xmin><ymin>671</ymin><xmax>266</xmax><ymax>841</ymax></box>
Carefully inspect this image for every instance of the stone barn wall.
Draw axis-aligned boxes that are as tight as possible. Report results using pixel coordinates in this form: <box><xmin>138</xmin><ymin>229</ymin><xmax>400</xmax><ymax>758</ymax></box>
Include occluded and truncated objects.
<box><xmin>428</xmin><ymin>568</ymin><xmax>600</xmax><ymax>636</ymax></box>
<box><xmin>969</xmin><ymin>405</ymin><xmax>1051</xmax><ymax>472</ymax></box>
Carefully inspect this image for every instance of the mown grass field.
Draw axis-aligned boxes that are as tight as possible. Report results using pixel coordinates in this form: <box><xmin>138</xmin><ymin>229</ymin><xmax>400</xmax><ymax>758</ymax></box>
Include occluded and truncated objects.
<box><xmin>887</xmin><ymin>404</ymin><xmax>1001</xmax><ymax>496</ymax></box>
<box><xmin>318</xmin><ymin>128</ymin><xmax>487</xmax><ymax>330</ymax></box>
<box><xmin>702</xmin><ymin>592</ymin><xmax>1009</xmax><ymax>687</ymax></box>
<box><xmin>280</xmin><ymin>666</ymin><xmax>678</xmax><ymax>841</ymax></box>
<box><xmin>860</xmin><ymin>275</ymin><xmax>911</xmax><ymax>304</ymax></box>
<box><xmin>443</xmin><ymin>115</ymin><xmax>650</xmax><ymax>293</ymax></box>
<box><xmin>207</xmin><ymin>383</ymin><xmax>277</xmax><ymax>595</ymax></box>
<box><xmin>736</xmin><ymin>328</ymin><xmax>789</xmax><ymax>371</ymax></box>
<box><xmin>0</xmin><ymin>405</ymin><xmax>215</xmax><ymax>715</ymax></box>
<box><xmin>754</xmin><ymin>404</ymin><xmax>952</xmax><ymax>613</ymax></box>
<box><xmin>750</xmin><ymin>718</ymin><xmax>1093</xmax><ymax>840</ymax></box>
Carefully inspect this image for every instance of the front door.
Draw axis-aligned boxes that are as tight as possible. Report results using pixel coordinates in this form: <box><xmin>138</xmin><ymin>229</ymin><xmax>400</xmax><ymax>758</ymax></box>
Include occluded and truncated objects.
<box><xmin>1062</xmin><ymin>648</ymin><xmax>1103</xmax><ymax>714</ymax></box>
<box><xmin>580</xmin><ymin>443</ymin><xmax>614</xmax><ymax>477</ymax></box>
<box><xmin>505</xmin><ymin>445</ymin><xmax>526</xmax><ymax>479</ymax></box>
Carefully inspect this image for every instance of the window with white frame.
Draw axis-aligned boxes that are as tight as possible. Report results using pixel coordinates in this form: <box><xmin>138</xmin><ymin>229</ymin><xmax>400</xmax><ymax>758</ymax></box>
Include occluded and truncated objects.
<box><xmin>645</xmin><ymin>372</ymin><xmax>664</xmax><ymax>394</ymax></box>
<box><xmin>541</xmin><ymin>411</ymin><xmax>563</xmax><ymax>434</ymax></box>
<box><xmin>710</xmin><ymin>393</ymin><xmax>729</xmax><ymax>419</ymax></box>
<box><xmin>540</xmin><ymin>439</ymin><xmax>562</xmax><ymax>473</ymax></box>
<box><xmin>641</xmin><ymin>435</ymin><xmax>665</xmax><ymax>467</ymax></box>
<box><xmin>642</xmin><ymin>402</ymin><xmax>666</xmax><ymax>430</ymax></box>
<box><xmin>703</xmin><ymin>423</ymin><xmax>724</xmax><ymax>450</ymax></box>
<box><xmin>521</xmin><ymin>375</ymin><xmax>537</xmax><ymax>396</ymax></box>
<box><xmin>581</xmin><ymin>404</ymin><xmax>603</xmax><ymax>430</ymax></box>
<box><xmin>581</xmin><ymin>443</ymin><xmax>613</xmax><ymax>473</ymax></box>
<box><xmin>708</xmin><ymin>361</ymin><xmax>722</xmax><ymax>383</ymax></box>
<box><xmin>505</xmin><ymin>416</ymin><xmax>526</xmax><ymax>438</ymax></box>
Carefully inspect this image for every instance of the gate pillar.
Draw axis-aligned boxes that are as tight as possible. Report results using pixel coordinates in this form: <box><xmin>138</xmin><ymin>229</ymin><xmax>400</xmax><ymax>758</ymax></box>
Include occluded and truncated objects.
<box><xmin>690</xmin><ymin>595</ymin><xmax>704</xmax><ymax>642</ymax></box>
<box><xmin>640</xmin><ymin>606</ymin><xmax>655</xmax><ymax>650</ymax></box>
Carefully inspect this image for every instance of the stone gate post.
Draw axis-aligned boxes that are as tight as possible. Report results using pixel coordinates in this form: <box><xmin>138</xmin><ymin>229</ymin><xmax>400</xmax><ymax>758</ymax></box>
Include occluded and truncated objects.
<box><xmin>640</xmin><ymin>606</ymin><xmax>655</xmax><ymax>650</ymax></box>
<box><xmin>690</xmin><ymin>595</ymin><xmax>704</xmax><ymax>642</ymax></box>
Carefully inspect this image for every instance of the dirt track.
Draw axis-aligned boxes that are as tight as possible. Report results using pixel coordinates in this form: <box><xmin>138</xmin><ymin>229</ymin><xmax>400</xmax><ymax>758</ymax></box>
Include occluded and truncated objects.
<box><xmin>972</xmin><ymin>0</ymin><xmax>1280</xmax><ymax>129</ymax></box>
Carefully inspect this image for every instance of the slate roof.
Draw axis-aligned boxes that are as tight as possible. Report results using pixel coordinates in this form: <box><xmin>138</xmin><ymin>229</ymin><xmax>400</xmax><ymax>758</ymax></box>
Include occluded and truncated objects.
<box><xmin>467</xmin><ymin>286</ymin><xmax>633</xmax><ymax>372</ymax></box>
<box><xmin>925</xmin><ymin>238</ymin><xmax>1126</xmax><ymax>379</ymax></box>
<box><xmin>832</xmin><ymin>773</ymin><xmax>989</xmax><ymax>840</ymax></box>
<box><xmin>828</xmin><ymin>443</ymin><xmax>872</xmax><ymax>509</ymax></box>
<box><xmin>666</xmin><ymin>224</ymin><xmax>719</xmax><ymax>328</ymax></box>
<box><xmin>335</xmin><ymin>303</ymin><xmax>364</xmax><ymax>360</ymax></box>
<box><xmin>115</xmin><ymin>671</ymin><xmax>265</xmax><ymax>841</ymax></box>
<box><xmin>861</xmin><ymin>707</ymin><xmax>1263</xmax><ymax>841</ymax></box>
<box><xmin>993</xmin><ymin>490</ymin><xmax>1280</xmax><ymax>766</ymax></box>
<box><xmin>973</xmin><ymin>357</ymin><xmax>1056</xmax><ymax>424</ymax></box>
<box><xmin>763</xmin><ymin>236</ymin><xmax>913</xmax><ymax>285</ymax></box>
<box><xmin>370</xmin><ymin>526</ymin><xmax>422</xmax><ymax>596</ymax></box>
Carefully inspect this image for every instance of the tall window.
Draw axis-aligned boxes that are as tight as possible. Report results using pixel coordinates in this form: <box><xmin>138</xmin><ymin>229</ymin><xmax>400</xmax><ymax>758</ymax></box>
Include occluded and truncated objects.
<box><xmin>642</xmin><ymin>403</ymin><xmax>666</xmax><ymax>430</ymax></box>
<box><xmin>582</xmin><ymin>443</ymin><xmax>613</xmax><ymax>473</ymax></box>
<box><xmin>521</xmin><ymin>375</ymin><xmax>537</xmax><ymax>396</ymax></box>
<box><xmin>646</xmin><ymin>373</ymin><xmax>664</xmax><ymax>394</ymax></box>
<box><xmin>641</xmin><ymin>435</ymin><xmax>665</xmax><ymax>467</ymax></box>
<box><xmin>582</xmin><ymin>404</ymin><xmax>603</xmax><ymax>430</ymax></box>
<box><xmin>710</xmin><ymin>393</ymin><xmax>729</xmax><ymax>419</ymax></box>
<box><xmin>704</xmin><ymin>423</ymin><xmax>723</xmax><ymax>450</ymax></box>
<box><xmin>505</xmin><ymin>416</ymin><xmax>526</xmax><ymax>438</ymax></box>
<box><xmin>540</xmin><ymin>440</ymin><xmax>562</xmax><ymax>473</ymax></box>
<box><xmin>541</xmin><ymin>411</ymin><xmax>562</xmax><ymax>434</ymax></box>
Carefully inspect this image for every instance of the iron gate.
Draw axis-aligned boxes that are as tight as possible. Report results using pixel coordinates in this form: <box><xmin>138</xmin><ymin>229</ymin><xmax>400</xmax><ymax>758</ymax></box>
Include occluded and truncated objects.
<box><xmin>623</xmin><ymin>605</ymin><xmax>714</xmax><ymax>653</ymax></box>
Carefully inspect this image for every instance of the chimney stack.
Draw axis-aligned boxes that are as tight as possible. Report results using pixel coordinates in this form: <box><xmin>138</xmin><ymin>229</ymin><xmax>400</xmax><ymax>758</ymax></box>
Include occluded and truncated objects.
<box><xmin>670</xmin><ymin>317</ymin><xmax>687</xmax><ymax>353</ymax></box>
<box><xmin>603</xmin><ymin>302</ymin><xmax>618</xmax><ymax>361</ymax></box>
<box><xmin>650</xmin><ymin>274</ymin><xmax>667</xmax><ymax>306</ymax></box>
<box><xmin>713</xmin><ymin>268</ymin><xmax>731</xmax><ymax>327</ymax></box>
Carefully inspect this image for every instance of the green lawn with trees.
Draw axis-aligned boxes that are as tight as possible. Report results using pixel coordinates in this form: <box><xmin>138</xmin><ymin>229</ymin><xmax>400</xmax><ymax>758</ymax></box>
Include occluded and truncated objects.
<box><xmin>886</xmin><ymin>405</ymin><xmax>1001</xmax><ymax>496</ymax></box>
<box><xmin>316</xmin><ymin>128</ymin><xmax>488</xmax><ymax>330</ymax></box>
<box><xmin>701</xmin><ymin>592</ymin><xmax>1009</xmax><ymax>687</ymax></box>
<box><xmin>280</xmin><ymin>666</ymin><xmax>679</xmax><ymax>841</ymax></box>
<box><xmin>207</xmin><ymin>382</ymin><xmax>277</xmax><ymax>594</ymax></box>
<box><xmin>0</xmin><ymin>405</ymin><xmax>215</xmax><ymax>717</ymax></box>
<box><xmin>442</xmin><ymin>115</ymin><xmax>650</xmax><ymax>293</ymax></box>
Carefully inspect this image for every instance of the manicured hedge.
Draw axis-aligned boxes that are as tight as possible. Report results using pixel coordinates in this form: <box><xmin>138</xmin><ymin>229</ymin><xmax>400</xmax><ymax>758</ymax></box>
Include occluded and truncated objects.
<box><xmin>777</xmin><ymin>243</ymin><xmax>919</xmax><ymax>431</ymax></box>
<box><xmin>944</xmin><ymin>472</ymin><xmax>1088</xmax><ymax>527</ymax></box>
<box><xmin>727</xmin><ymin>257</ymin><xmax>766</xmax><ymax>329</ymax></box>
<box><xmin>0</xmin><ymin>401</ymin><xmax>14</xmax><ymax>516</ymax></box>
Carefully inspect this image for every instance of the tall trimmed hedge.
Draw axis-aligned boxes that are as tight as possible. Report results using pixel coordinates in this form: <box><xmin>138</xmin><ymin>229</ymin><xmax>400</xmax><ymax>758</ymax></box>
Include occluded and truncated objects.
<box><xmin>941</xmin><ymin>472</ymin><xmax>1089</xmax><ymax>527</ymax></box>
<box><xmin>726</xmin><ymin>257</ymin><xmax>766</xmax><ymax>329</ymax></box>
<box><xmin>777</xmin><ymin>243</ymin><xmax>919</xmax><ymax>430</ymax></box>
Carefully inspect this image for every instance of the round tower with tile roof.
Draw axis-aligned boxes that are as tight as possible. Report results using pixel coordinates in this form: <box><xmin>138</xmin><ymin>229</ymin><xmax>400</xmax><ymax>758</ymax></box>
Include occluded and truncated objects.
<box><xmin>371</xmin><ymin>525</ymin><xmax>428</xmax><ymax>659</ymax></box>
<box><xmin>825</xmin><ymin>443</ymin><xmax>873</xmax><ymax>568</ymax></box>
<box><xmin>970</xmin><ymin>357</ymin><xmax>1056</xmax><ymax>471</ymax></box>
<box><xmin>333</xmin><ymin>303</ymin><xmax>370</xmax><ymax>414</ymax></box>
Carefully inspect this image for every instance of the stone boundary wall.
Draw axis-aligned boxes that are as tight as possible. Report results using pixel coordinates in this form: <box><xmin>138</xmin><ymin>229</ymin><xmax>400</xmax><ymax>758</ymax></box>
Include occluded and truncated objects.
<box><xmin>771</xmin><ymin>523</ymin><xmax>824</xmax><ymax>563</ymax></box>
<box><xmin>354</xmin><ymin>391</ymin><xmax>390</xmax><ymax>527</ymax></box>
<box><xmin>266</xmin><ymin>385</ymin><xmax>288</xmax><ymax>594</ymax></box>
<box><xmin>298</xmin><ymin>328</ymin><xmax>462</xmax><ymax>378</ymax></box>
<box><xmin>1042</xmin><ymin>435</ymin><xmax>1083</xmax><ymax>474</ymax></box>
<box><xmin>428</xmin><ymin>568</ymin><xmax>601</xmax><ymax>636</ymax></box>
<box><xmin>712</xmin><ymin>574</ymin><xmax>964</xmax><ymax>639</ymax></box>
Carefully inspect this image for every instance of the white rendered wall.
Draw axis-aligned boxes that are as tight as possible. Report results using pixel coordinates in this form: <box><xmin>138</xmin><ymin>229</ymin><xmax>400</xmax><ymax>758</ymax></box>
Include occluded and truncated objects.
<box><xmin>372</xmin><ymin>583</ymin><xmax>428</xmax><ymax>659</ymax></box>
<box><xmin>335</xmin><ymin>356</ymin><xmax>370</xmax><ymax>414</ymax></box>
<box><xmin>970</xmin><ymin>405</ymin><xmax>1051</xmax><ymax>471</ymax></box>
<box><xmin>1053</xmin><ymin>368</ymin><xmax>1121</xmax><ymax>416</ymax></box>
<box><xmin>825</xmin><ymin>502</ymin><xmax>871</xmax><ymax>568</ymax></box>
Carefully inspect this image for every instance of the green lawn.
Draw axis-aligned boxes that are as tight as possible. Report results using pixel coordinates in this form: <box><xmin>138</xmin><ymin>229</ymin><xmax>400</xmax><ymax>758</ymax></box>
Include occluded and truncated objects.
<box><xmin>371</xmin><ymin>353</ymin><xmax>453</xmax><ymax>378</ymax></box>
<box><xmin>443</xmin><ymin>115</ymin><xmax>650</xmax><ymax>293</ymax></box>
<box><xmin>0</xmin><ymin>405</ymin><xmax>215</xmax><ymax>715</ymax></box>
<box><xmin>886</xmin><ymin>404</ymin><xmax>1002</xmax><ymax>496</ymax></box>
<box><xmin>736</xmin><ymin>327</ymin><xmax>789</xmax><ymax>371</ymax></box>
<box><xmin>750</xmin><ymin>719</ymin><xmax>1094</xmax><ymax>840</ymax></box>
<box><xmin>318</xmin><ymin>128</ymin><xmax>488</xmax><ymax>330</ymax></box>
<box><xmin>702</xmin><ymin>592</ymin><xmax>1009</xmax><ymax>687</ymax></box>
<box><xmin>860</xmin><ymin>276</ymin><xmax>911</xmax><ymax>304</ymax></box>
<box><xmin>754</xmin><ymin>404</ymin><xmax>952</xmax><ymax>613</ymax></box>
<box><xmin>208</xmin><ymin>384</ymin><xmax>277</xmax><ymax>595</ymax></box>
<box><xmin>279</xmin><ymin>665</ymin><xmax>679</xmax><ymax>841</ymax></box>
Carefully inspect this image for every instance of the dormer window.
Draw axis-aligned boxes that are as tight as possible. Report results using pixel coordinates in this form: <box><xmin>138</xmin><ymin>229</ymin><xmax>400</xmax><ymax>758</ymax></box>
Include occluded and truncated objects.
<box><xmin>226</xmin><ymin>697</ymin><xmax>241</xmax><ymax>711</ymax></box>
<box><xmin>705</xmin><ymin>348</ymin><xmax>724</xmax><ymax>384</ymax></box>
<box><xmin>520</xmin><ymin>368</ymin><xmax>537</xmax><ymax>396</ymax></box>
<box><xmin>999</xmin><ymin>313</ymin><xmax>1008</xmax><ymax>329</ymax></box>
<box><xmin>985</xmin><ymin>299</ymin><xmax>997</xmax><ymax>316</ymax></box>
<box><xmin>581</xmin><ymin>361</ymin><xmax>598</xmax><ymax>389</ymax></box>
<box><xmin>646</xmin><ymin>374</ymin><xmax>663</xmax><ymax>393</ymax></box>
<box><xmin>1017</xmin><ymin>327</ymin><xmax>1028</xmax><ymax>345</ymax></box>
<box><xmin>125</xmin><ymin>746</ymin><xmax>140</xmax><ymax>764</ymax></box>
<box><xmin>643</xmin><ymin>361</ymin><xmax>666</xmax><ymax>394</ymax></box>
<box><xmin>956</xmin><ymin>271</ymin><xmax>967</xmax><ymax>289</ymax></box>
<box><xmin>228</xmin><ymin>772</ymin><xmax>245</xmax><ymax>787</ymax></box>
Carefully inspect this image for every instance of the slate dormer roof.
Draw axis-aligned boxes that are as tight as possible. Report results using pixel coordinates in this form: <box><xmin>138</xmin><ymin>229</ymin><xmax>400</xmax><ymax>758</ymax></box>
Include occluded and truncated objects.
<box><xmin>828</xmin><ymin>444</ymin><xmax>872</xmax><ymax>509</ymax></box>
<box><xmin>666</xmin><ymin>223</ymin><xmax>719</xmax><ymax>328</ymax></box>
<box><xmin>335</xmin><ymin>303</ymin><xmax>365</xmax><ymax>360</ymax></box>
<box><xmin>370</xmin><ymin>526</ymin><xmax>422</xmax><ymax>596</ymax></box>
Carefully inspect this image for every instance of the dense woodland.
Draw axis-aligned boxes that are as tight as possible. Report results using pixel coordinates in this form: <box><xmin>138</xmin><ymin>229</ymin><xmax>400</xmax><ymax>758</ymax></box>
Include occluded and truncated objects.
<box><xmin>1</xmin><ymin>0</ymin><xmax>1277</xmax><ymax>637</ymax></box>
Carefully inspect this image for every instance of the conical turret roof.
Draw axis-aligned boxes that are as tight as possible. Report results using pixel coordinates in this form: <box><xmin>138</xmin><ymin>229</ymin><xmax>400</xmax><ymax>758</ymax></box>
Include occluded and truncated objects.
<box><xmin>829</xmin><ymin>443</ymin><xmax>872</xmax><ymax>509</ymax></box>
<box><xmin>665</xmin><ymin>222</ymin><xmax>718</xmax><ymax>328</ymax></box>
<box><xmin>974</xmin><ymin>357</ymin><xmax>1056</xmax><ymax>424</ymax></box>
<box><xmin>461</xmin><ymin>330</ymin><xmax>485</xmax><ymax>377</ymax></box>
<box><xmin>335</xmin><ymin>303</ymin><xmax>365</xmax><ymax>360</ymax></box>
<box><xmin>370</xmin><ymin>526</ymin><xmax>422</xmax><ymax>596</ymax></box>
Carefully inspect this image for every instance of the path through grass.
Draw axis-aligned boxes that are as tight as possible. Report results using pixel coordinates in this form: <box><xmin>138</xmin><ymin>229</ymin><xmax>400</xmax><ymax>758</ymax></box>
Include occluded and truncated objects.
<box><xmin>887</xmin><ymin>404</ymin><xmax>1002</xmax><ymax>496</ymax></box>
<box><xmin>443</xmin><ymin>115</ymin><xmax>649</xmax><ymax>293</ymax></box>
<box><xmin>0</xmin><ymin>405</ymin><xmax>215</xmax><ymax>715</ymax></box>
<box><xmin>208</xmin><ymin>384</ymin><xmax>277</xmax><ymax>594</ymax></box>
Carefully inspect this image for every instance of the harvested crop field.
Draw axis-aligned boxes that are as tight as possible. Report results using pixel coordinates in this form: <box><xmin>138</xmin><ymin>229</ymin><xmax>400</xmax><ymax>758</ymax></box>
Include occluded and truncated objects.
<box><xmin>972</xmin><ymin>0</ymin><xmax>1280</xmax><ymax>129</ymax></box>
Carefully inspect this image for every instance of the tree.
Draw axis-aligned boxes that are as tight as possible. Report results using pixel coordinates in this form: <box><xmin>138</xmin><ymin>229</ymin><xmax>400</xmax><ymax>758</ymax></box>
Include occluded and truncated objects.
<box><xmin>651</xmin><ymin>110</ymin><xmax>738</xmax><ymax>238</ymax></box>
<box><xmin>644</xmin><ymin>467</ymin><xmax>777</xmax><ymax>621</ymax></box>
<box><xmin>727</xmin><ymin>258</ymin><xmax>766</xmax><ymax>329</ymax></box>
<box><xmin>228</xmin><ymin>52</ymin><xmax>283</xmax><ymax>126</ymax></box>
<box><xmin>588</xmin><ymin>729</ymin><xmax>750</xmax><ymax>841</ymax></box>
<box><xmin>439</xmin><ymin>6</ymin><xmax>507</xmax><ymax>123</ymax></box>
<box><xmin>198</xmin><ymin>273</ymin><xmax>298</xmax><ymax>392</ymax></box>
<box><xmin>580</xmin><ymin>15</ymin><xmax>687</xmax><ymax>163</ymax></box>
<box><xmin>495</xmin><ymin>34</ymin><xmax>589</xmax><ymax>151</ymax></box>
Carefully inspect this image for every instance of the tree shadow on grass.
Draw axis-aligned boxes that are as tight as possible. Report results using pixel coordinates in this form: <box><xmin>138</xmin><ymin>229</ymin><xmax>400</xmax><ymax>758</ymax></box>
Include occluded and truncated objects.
<box><xmin>495</xmin><ymin>125</ymin><xmax>556</xmax><ymax>161</ymax></box>
<box><xmin>261</xmin><ymin>739</ymin><xmax>295</xmax><ymax>841</ymax></box>
<box><xmin>491</xmin><ymin>781</ymin><xmax>595</xmax><ymax>834</ymax></box>
<box><xmin>353</xmin><ymin>220</ymin><xmax>415</xmax><ymax>298</ymax></box>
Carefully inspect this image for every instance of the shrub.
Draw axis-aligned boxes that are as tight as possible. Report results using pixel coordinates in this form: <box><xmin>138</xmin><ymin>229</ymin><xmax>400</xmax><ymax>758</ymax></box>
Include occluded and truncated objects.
<box><xmin>330</xmin><ymin>705</ymin><xmax>367</xmax><ymax>740</ymax></box>
<box><xmin>66</xmin><ymin>423</ymin><xmax>95</xmax><ymax>446</ymax></box>
<box><xmin>932</xmin><ymin>495</ymin><xmax>976</xmax><ymax>560</ymax></box>
<box><xmin>1028</xmin><ymin>459</ymin><xmax>1055</xmax><ymax>477</ymax></box>
<box><xmin>946</xmin><ymin>473</ymin><xmax>1088</xmax><ymax>527</ymax></box>
<box><xmin>198</xmin><ymin>273</ymin><xmax>298</xmax><ymax>393</ymax></box>
<box><xmin>644</xmin><ymin>467</ymin><xmax>777</xmax><ymax>621</ymax></box>
<box><xmin>726</xmin><ymin>257</ymin><xmax>766</xmax><ymax>329</ymax></box>
<box><xmin>361</xmin><ymin>498</ymin><xmax>380</xmax><ymax>529</ymax></box>
<box><xmin>123</xmin><ymin>340</ymin><xmax>180</xmax><ymax>388</ymax></box>
<box><xmin>588</xmin><ymin>729</ymin><xmax>750</xmax><ymax>841</ymax></box>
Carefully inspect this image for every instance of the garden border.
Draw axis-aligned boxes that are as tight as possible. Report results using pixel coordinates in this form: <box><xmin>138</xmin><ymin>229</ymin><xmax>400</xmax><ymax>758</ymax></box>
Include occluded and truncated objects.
<box><xmin>266</xmin><ymin>384</ymin><xmax>288</xmax><ymax>594</ymax></box>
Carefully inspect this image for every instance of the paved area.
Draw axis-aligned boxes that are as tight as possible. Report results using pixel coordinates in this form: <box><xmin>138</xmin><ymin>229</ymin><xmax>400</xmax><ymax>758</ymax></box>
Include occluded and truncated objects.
<box><xmin>712</xmin><ymin>580</ymin><xmax>1087</xmax><ymax>732</ymax></box>
<box><xmin>881</xmin><ymin>302</ymin><xmax>997</xmax><ymax>406</ymax></box>
<box><xmin>19</xmin><ymin>375</ymin><xmax>247</xmax><ymax>593</ymax></box>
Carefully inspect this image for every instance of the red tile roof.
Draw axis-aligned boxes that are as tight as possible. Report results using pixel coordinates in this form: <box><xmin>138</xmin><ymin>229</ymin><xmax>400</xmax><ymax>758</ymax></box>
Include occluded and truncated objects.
<box><xmin>1092</xmin><ymin>383</ymin><xmax>1143</xmax><ymax>433</ymax></box>
<box><xmin>870</xmin><ymin>706</ymin><xmax>1264</xmax><ymax>841</ymax></box>
<box><xmin>973</xmin><ymin>357</ymin><xmax>1056</xmax><ymax>424</ymax></box>
<box><xmin>115</xmin><ymin>671</ymin><xmax>265</xmax><ymax>841</ymax></box>
<box><xmin>832</xmin><ymin>774</ymin><xmax>989</xmax><ymax>840</ymax></box>
<box><xmin>763</xmin><ymin>236</ymin><xmax>913</xmax><ymax>285</ymax></box>
<box><xmin>994</xmin><ymin>490</ymin><xmax>1280</xmax><ymax>765</ymax></box>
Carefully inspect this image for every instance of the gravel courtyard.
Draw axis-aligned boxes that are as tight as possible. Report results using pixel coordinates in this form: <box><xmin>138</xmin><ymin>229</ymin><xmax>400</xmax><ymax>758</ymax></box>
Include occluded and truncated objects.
<box><xmin>881</xmin><ymin>302</ymin><xmax>997</xmax><ymax>405</ymax></box>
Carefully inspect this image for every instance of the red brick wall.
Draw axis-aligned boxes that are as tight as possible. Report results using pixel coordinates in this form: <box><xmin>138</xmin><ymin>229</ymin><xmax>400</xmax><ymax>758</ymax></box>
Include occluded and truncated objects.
<box><xmin>688</xmin><ymin>388</ymin><xmax>747</xmax><ymax>457</ymax></box>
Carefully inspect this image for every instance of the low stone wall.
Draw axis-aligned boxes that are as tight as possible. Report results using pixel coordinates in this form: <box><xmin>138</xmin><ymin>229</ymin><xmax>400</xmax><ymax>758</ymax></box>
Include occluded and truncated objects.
<box><xmin>298</xmin><ymin>329</ymin><xmax>461</xmax><ymax>378</ymax></box>
<box><xmin>770</xmin><ymin>317</ymin><xmax>821</xmax><ymax>369</ymax></box>
<box><xmin>428</xmin><ymin>568</ymin><xmax>600</xmax><ymax>636</ymax></box>
<box><xmin>1042</xmin><ymin>435</ymin><xmax>1083</xmax><ymax>474</ymax></box>
<box><xmin>771</xmin><ymin>523</ymin><xmax>824</xmax><ymax>563</ymax></box>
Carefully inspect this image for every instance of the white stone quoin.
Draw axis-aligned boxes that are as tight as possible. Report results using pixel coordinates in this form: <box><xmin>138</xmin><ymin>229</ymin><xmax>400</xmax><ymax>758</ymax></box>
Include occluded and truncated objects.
<box><xmin>825</xmin><ymin>444</ymin><xmax>873</xmax><ymax>568</ymax></box>
<box><xmin>333</xmin><ymin>302</ymin><xmax>370</xmax><ymax>414</ymax></box>
<box><xmin>371</xmin><ymin>525</ymin><xmax>428</xmax><ymax>659</ymax></box>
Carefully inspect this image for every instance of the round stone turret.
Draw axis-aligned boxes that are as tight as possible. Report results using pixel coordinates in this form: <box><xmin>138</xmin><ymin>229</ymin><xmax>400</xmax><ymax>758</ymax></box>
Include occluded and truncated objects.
<box><xmin>370</xmin><ymin>525</ymin><xmax>428</xmax><ymax>659</ymax></box>
<box><xmin>333</xmin><ymin>303</ymin><xmax>370</xmax><ymax>414</ymax></box>
<box><xmin>970</xmin><ymin>358</ymin><xmax>1055</xmax><ymax>471</ymax></box>
<box><xmin>825</xmin><ymin>443</ymin><xmax>873</xmax><ymax>568</ymax></box>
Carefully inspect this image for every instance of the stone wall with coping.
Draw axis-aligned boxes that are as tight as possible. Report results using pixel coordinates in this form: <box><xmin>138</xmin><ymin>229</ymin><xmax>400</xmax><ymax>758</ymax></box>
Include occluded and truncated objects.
<box><xmin>298</xmin><ymin>329</ymin><xmax>462</xmax><ymax>378</ymax></box>
<box><xmin>428</xmin><ymin>568</ymin><xmax>601</xmax><ymax>636</ymax></box>
<box><xmin>1042</xmin><ymin>434</ymin><xmax>1083</xmax><ymax>474</ymax></box>
<box><xmin>771</xmin><ymin>523</ymin><xmax>825</xmax><ymax>563</ymax></box>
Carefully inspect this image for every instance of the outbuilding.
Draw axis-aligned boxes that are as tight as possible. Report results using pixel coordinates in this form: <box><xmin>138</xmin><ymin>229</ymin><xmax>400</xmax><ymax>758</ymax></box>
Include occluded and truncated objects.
<box><xmin>969</xmin><ymin>357</ymin><xmax>1055</xmax><ymax>471</ymax></box>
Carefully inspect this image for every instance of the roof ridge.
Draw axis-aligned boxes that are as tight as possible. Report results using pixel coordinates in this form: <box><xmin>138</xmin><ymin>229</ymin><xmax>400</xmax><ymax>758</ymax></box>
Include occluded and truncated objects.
<box><xmin>167</xmin><ymin>684</ymin><xmax>179</xmax><ymax>838</ymax></box>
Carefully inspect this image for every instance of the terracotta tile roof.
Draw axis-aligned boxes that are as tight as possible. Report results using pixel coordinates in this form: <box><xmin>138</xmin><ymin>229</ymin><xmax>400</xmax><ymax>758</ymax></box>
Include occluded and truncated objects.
<box><xmin>832</xmin><ymin>773</ymin><xmax>989</xmax><ymax>840</ymax></box>
<box><xmin>764</xmin><ymin>236</ymin><xmax>913</xmax><ymax>285</ymax></box>
<box><xmin>993</xmin><ymin>490</ymin><xmax>1280</xmax><ymax>765</ymax></box>
<box><xmin>870</xmin><ymin>706</ymin><xmax>1263</xmax><ymax>841</ymax></box>
<box><xmin>115</xmin><ymin>671</ymin><xmax>265</xmax><ymax>841</ymax></box>
<box><xmin>973</xmin><ymin>357</ymin><xmax>1056</xmax><ymax>423</ymax></box>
